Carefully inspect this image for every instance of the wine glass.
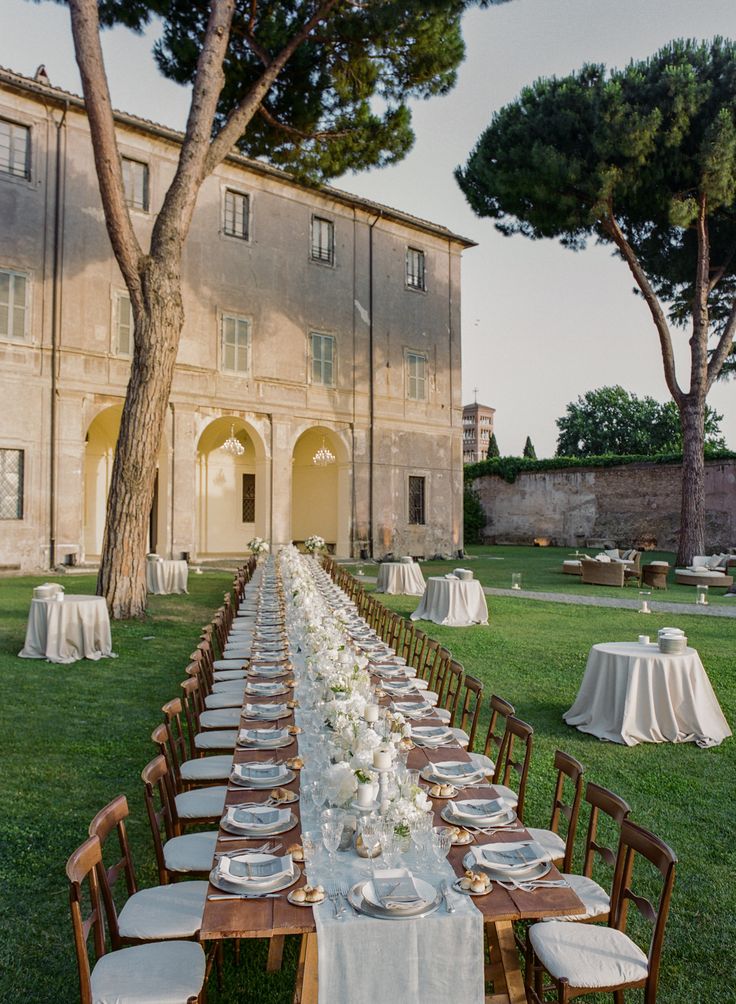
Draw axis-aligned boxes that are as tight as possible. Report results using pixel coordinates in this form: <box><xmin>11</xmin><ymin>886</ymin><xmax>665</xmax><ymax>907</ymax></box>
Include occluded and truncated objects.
<box><xmin>321</xmin><ymin>808</ymin><xmax>343</xmax><ymax>864</ymax></box>
<box><xmin>359</xmin><ymin>814</ymin><xmax>382</xmax><ymax>859</ymax></box>
<box><xmin>301</xmin><ymin>830</ymin><xmax>318</xmax><ymax>866</ymax></box>
<box><xmin>431</xmin><ymin>826</ymin><xmax>453</xmax><ymax>866</ymax></box>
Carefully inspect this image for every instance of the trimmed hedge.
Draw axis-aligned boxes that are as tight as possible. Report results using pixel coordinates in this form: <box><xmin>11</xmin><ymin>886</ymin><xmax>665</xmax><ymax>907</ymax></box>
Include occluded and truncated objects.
<box><xmin>464</xmin><ymin>449</ymin><xmax>736</xmax><ymax>484</ymax></box>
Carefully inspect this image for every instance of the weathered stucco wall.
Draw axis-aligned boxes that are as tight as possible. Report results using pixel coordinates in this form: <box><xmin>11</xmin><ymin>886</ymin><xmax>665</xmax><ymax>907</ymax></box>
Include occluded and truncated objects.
<box><xmin>472</xmin><ymin>460</ymin><xmax>736</xmax><ymax>552</ymax></box>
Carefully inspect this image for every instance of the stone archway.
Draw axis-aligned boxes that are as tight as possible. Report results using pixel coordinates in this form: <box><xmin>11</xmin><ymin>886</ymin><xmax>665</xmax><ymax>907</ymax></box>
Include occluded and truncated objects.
<box><xmin>83</xmin><ymin>405</ymin><xmax>169</xmax><ymax>558</ymax></box>
<box><xmin>290</xmin><ymin>426</ymin><xmax>350</xmax><ymax>556</ymax></box>
<box><xmin>196</xmin><ymin>417</ymin><xmax>269</xmax><ymax>555</ymax></box>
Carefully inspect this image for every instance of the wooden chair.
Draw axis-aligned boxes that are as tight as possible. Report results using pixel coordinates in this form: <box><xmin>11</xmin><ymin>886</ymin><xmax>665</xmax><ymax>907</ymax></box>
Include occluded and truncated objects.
<box><xmin>469</xmin><ymin>694</ymin><xmax>515</xmax><ymax>774</ymax></box>
<box><xmin>492</xmin><ymin>715</ymin><xmax>534</xmax><ymax>822</ymax></box>
<box><xmin>151</xmin><ymin>723</ymin><xmax>227</xmax><ymax>825</ymax></box>
<box><xmin>67</xmin><ymin>835</ymin><xmax>206</xmax><ymax>1004</ymax></box>
<box><xmin>180</xmin><ymin>677</ymin><xmax>238</xmax><ymax>753</ymax></box>
<box><xmin>141</xmin><ymin>755</ymin><xmax>219</xmax><ymax>882</ymax></box>
<box><xmin>525</xmin><ymin>751</ymin><xmax>585</xmax><ymax>872</ymax></box>
<box><xmin>438</xmin><ymin>657</ymin><xmax>464</xmax><ymax>723</ymax></box>
<box><xmin>88</xmin><ymin>795</ymin><xmax>209</xmax><ymax>947</ymax></box>
<box><xmin>451</xmin><ymin>674</ymin><xmax>484</xmax><ymax>751</ymax></box>
<box><xmin>160</xmin><ymin>697</ymin><xmax>233</xmax><ymax>785</ymax></box>
<box><xmin>526</xmin><ymin>819</ymin><xmax>677</xmax><ymax>1003</ymax></box>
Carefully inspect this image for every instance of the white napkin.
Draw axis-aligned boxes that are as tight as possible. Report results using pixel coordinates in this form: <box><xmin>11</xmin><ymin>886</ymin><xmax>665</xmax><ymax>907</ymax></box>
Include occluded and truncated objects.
<box><xmin>470</xmin><ymin>841</ymin><xmax>550</xmax><ymax>871</ymax></box>
<box><xmin>372</xmin><ymin>869</ymin><xmax>424</xmax><ymax>908</ymax></box>
<box><xmin>233</xmin><ymin>761</ymin><xmax>286</xmax><ymax>783</ymax></box>
<box><xmin>218</xmin><ymin>852</ymin><xmax>293</xmax><ymax>887</ymax></box>
<box><xmin>445</xmin><ymin>798</ymin><xmax>509</xmax><ymax>823</ymax></box>
<box><xmin>412</xmin><ymin>726</ymin><xmax>454</xmax><ymax>747</ymax></box>
<box><xmin>238</xmin><ymin>727</ymin><xmax>289</xmax><ymax>746</ymax></box>
<box><xmin>427</xmin><ymin>761</ymin><xmax>486</xmax><ymax>783</ymax></box>
<box><xmin>223</xmin><ymin>805</ymin><xmax>291</xmax><ymax>832</ymax></box>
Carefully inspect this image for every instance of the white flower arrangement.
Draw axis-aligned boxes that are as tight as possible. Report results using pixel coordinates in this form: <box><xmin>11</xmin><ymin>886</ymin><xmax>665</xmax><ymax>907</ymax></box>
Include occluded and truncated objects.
<box><xmin>247</xmin><ymin>536</ymin><xmax>270</xmax><ymax>555</ymax></box>
<box><xmin>384</xmin><ymin>788</ymin><xmax>433</xmax><ymax>837</ymax></box>
<box><xmin>324</xmin><ymin>761</ymin><xmax>358</xmax><ymax>807</ymax></box>
<box><xmin>304</xmin><ymin>534</ymin><xmax>326</xmax><ymax>554</ymax></box>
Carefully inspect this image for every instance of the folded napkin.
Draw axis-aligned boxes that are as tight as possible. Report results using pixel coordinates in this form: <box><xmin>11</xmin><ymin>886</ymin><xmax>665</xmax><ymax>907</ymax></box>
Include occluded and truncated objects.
<box><xmin>243</xmin><ymin>703</ymin><xmax>287</xmax><ymax>719</ymax></box>
<box><xmin>471</xmin><ymin>841</ymin><xmax>551</xmax><ymax>871</ymax></box>
<box><xmin>393</xmin><ymin>701</ymin><xmax>435</xmax><ymax>719</ymax></box>
<box><xmin>412</xmin><ymin>726</ymin><xmax>454</xmax><ymax>747</ymax></box>
<box><xmin>372</xmin><ymin>869</ymin><xmax>424</xmax><ymax>908</ymax></box>
<box><xmin>444</xmin><ymin>573</ymin><xmax>458</xmax><ymax>580</ymax></box>
<box><xmin>218</xmin><ymin>852</ymin><xmax>293</xmax><ymax>887</ymax></box>
<box><xmin>224</xmin><ymin>805</ymin><xmax>291</xmax><ymax>832</ymax></box>
<box><xmin>238</xmin><ymin>727</ymin><xmax>289</xmax><ymax>746</ymax></box>
<box><xmin>427</xmin><ymin>761</ymin><xmax>485</xmax><ymax>782</ymax></box>
<box><xmin>234</xmin><ymin>762</ymin><xmax>286</xmax><ymax>782</ymax></box>
<box><xmin>445</xmin><ymin>798</ymin><xmax>509</xmax><ymax>823</ymax></box>
<box><xmin>381</xmin><ymin>680</ymin><xmax>418</xmax><ymax>694</ymax></box>
<box><xmin>245</xmin><ymin>682</ymin><xmax>285</xmax><ymax>695</ymax></box>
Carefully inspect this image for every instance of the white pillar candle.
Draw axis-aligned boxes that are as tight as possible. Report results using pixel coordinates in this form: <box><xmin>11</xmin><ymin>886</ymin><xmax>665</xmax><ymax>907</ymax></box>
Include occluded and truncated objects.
<box><xmin>373</xmin><ymin>747</ymin><xmax>392</xmax><ymax>770</ymax></box>
<box><xmin>364</xmin><ymin>704</ymin><xmax>379</xmax><ymax>723</ymax></box>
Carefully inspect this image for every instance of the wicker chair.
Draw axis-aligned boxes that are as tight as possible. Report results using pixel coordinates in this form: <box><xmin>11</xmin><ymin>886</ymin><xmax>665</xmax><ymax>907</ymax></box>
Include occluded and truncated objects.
<box><xmin>580</xmin><ymin>559</ymin><xmax>625</xmax><ymax>587</ymax></box>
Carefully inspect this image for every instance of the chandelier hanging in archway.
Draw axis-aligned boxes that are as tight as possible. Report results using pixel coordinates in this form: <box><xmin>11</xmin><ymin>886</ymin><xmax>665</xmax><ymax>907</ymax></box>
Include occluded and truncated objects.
<box><xmin>220</xmin><ymin>424</ymin><xmax>245</xmax><ymax>457</ymax></box>
<box><xmin>312</xmin><ymin>436</ymin><xmax>335</xmax><ymax>466</ymax></box>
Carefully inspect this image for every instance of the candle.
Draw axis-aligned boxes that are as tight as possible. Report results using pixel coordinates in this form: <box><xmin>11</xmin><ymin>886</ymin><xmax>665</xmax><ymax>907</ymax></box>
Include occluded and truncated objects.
<box><xmin>373</xmin><ymin>747</ymin><xmax>392</xmax><ymax>770</ymax></box>
<box><xmin>364</xmin><ymin>704</ymin><xmax>379</xmax><ymax>723</ymax></box>
<box><xmin>638</xmin><ymin>635</ymin><xmax>650</xmax><ymax>646</ymax></box>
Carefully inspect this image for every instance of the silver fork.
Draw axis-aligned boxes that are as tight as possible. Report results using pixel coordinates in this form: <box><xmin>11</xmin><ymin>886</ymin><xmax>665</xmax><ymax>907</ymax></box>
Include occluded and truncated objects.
<box><xmin>327</xmin><ymin>884</ymin><xmax>343</xmax><ymax>919</ymax></box>
<box><xmin>338</xmin><ymin>880</ymin><xmax>353</xmax><ymax>917</ymax></box>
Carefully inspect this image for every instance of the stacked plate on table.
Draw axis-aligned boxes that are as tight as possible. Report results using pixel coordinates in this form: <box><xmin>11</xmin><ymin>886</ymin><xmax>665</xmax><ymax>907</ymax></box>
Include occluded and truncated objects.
<box><xmin>347</xmin><ymin>868</ymin><xmax>442</xmax><ymax>919</ymax></box>
<box><xmin>230</xmin><ymin>761</ymin><xmax>295</xmax><ymax>788</ymax></box>
<box><xmin>210</xmin><ymin>851</ymin><xmax>299</xmax><ymax>895</ymax></box>
<box><xmin>411</xmin><ymin>725</ymin><xmax>457</xmax><ymax>749</ymax></box>
<box><xmin>392</xmin><ymin>700</ymin><xmax>437</xmax><ymax>721</ymax></box>
<box><xmin>242</xmin><ymin>702</ymin><xmax>289</xmax><ymax>722</ymax></box>
<box><xmin>658</xmin><ymin>628</ymin><xmax>687</xmax><ymax>654</ymax></box>
<box><xmin>238</xmin><ymin>727</ymin><xmax>293</xmax><ymax>749</ymax></box>
<box><xmin>463</xmin><ymin>841</ymin><xmax>551</xmax><ymax>883</ymax></box>
<box><xmin>380</xmin><ymin>679</ymin><xmax>422</xmax><ymax>697</ymax></box>
<box><xmin>372</xmin><ymin>665</ymin><xmax>415</xmax><ymax>680</ymax></box>
<box><xmin>442</xmin><ymin>797</ymin><xmax>517</xmax><ymax>829</ymax></box>
<box><xmin>220</xmin><ymin>805</ymin><xmax>297</xmax><ymax>837</ymax></box>
<box><xmin>248</xmin><ymin>663</ymin><xmax>290</xmax><ymax>677</ymax></box>
<box><xmin>420</xmin><ymin>760</ymin><xmax>488</xmax><ymax>786</ymax></box>
<box><xmin>244</xmin><ymin>680</ymin><xmax>290</xmax><ymax>697</ymax></box>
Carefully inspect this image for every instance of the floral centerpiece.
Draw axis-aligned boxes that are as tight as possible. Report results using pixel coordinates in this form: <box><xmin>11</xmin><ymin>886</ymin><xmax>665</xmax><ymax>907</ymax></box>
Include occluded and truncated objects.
<box><xmin>304</xmin><ymin>534</ymin><xmax>326</xmax><ymax>554</ymax></box>
<box><xmin>384</xmin><ymin>787</ymin><xmax>433</xmax><ymax>845</ymax></box>
<box><xmin>248</xmin><ymin>536</ymin><xmax>270</xmax><ymax>556</ymax></box>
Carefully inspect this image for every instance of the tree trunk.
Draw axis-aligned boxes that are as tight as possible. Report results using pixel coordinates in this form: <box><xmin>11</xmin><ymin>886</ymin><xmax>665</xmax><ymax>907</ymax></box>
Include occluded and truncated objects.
<box><xmin>97</xmin><ymin>259</ymin><xmax>184</xmax><ymax>618</ymax></box>
<box><xmin>676</xmin><ymin>399</ymin><xmax>706</xmax><ymax>566</ymax></box>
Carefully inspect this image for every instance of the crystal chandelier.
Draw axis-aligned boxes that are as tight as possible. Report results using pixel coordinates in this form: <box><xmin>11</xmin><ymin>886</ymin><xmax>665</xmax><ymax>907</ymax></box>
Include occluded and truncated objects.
<box><xmin>220</xmin><ymin>424</ymin><xmax>245</xmax><ymax>457</ymax></box>
<box><xmin>312</xmin><ymin>436</ymin><xmax>336</xmax><ymax>466</ymax></box>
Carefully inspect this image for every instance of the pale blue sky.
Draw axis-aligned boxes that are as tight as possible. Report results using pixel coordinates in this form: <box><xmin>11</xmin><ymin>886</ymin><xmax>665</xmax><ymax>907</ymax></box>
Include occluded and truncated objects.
<box><xmin>2</xmin><ymin>0</ymin><xmax>735</xmax><ymax>455</ymax></box>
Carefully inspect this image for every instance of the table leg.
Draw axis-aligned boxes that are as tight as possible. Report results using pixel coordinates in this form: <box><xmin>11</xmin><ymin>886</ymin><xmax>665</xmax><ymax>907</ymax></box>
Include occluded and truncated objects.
<box><xmin>485</xmin><ymin>921</ymin><xmax>526</xmax><ymax>1004</ymax></box>
<box><xmin>267</xmin><ymin>934</ymin><xmax>285</xmax><ymax>972</ymax></box>
<box><xmin>293</xmin><ymin>932</ymin><xmax>318</xmax><ymax>1004</ymax></box>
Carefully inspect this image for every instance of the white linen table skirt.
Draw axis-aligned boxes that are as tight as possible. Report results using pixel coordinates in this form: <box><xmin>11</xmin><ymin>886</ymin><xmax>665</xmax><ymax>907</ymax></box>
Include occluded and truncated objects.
<box><xmin>146</xmin><ymin>559</ymin><xmax>189</xmax><ymax>595</ymax></box>
<box><xmin>410</xmin><ymin>577</ymin><xmax>488</xmax><ymax>627</ymax></box>
<box><xmin>375</xmin><ymin>562</ymin><xmax>426</xmax><ymax>596</ymax></box>
<box><xmin>19</xmin><ymin>595</ymin><xmax>114</xmax><ymax>664</ymax></box>
<box><xmin>564</xmin><ymin>642</ymin><xmax>732</xmax><ymax>747</ymax></box>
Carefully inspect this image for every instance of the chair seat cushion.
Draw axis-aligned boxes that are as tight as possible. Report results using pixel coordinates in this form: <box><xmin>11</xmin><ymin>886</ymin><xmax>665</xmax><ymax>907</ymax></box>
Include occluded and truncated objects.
<box><xmin>493</xmin><ymin>784</ymin><xmax>518</xmax><ymax>807</ymax></box>
<box><xmin>91</xmin><ymin>939</ymin><xmax>205</xmax><ymax>1003</ymax></box>
<box><xmin>212</xmin><ymin>679</ymin><xmax>248</xmax><ymax>693</ymax></box>
<box><xmin>525</xmin><ymin>827</ymin><xmax>566</xmax><ymax>861</ymax></box>
<box><xmin>541</xmin><ymin>873</ymin><xmax>610</xmax><ymax>922</ymax></box>
<box><xmin>117</xmin><ymin>881</ymin><xmax>208</xmax><ymax>940</ymax></box>
<box><xmin>433</xmin><ymin>708</ymin><xmax>452</xmax><ymax>724</ymax></box>
<box><xmin>200</xmin><ymin>708</ymin><xmax>241</xmax><ymax>729</ymax></box>
<box><xmin>223</xmin><ymin>647</ymin><xmax>251</xmax><ymax>658</ymax></box>
<box><xmin>450</xmin><ymin>727</ymin><xmax>470</xmax><ymax>747</ymax></box>
<box><xmin>174</xmin><ymin>785</ymin><xmax>228</xmax><ymax>819</ymax></box>
<box><xmin>180</xmin><ymin>755</ymin><xmax>233</xmax><ymax>782</ymax></box>
<box><xmin>468</xmin><ymin>752</ymin><xmax>495</xmax><ymax>774</ymax></box>
<box><xmin>205</xmin><ymin>691</ymin><xmax>245</xmax><ymax>709</ymax></box>
<box><xmin>163</xmin><ymin>830</ymin><xmax>219</xmax><ymax>873</ymax></box>
<box><xmin>529</xmin><ymin>920</ymin><xmax>648</xmax><ymax>988</ymax></box>
<box><xmin>213</xmin><ymin>660</ymin><xmax>247</xmax><ymax>672</ymax></box>
<box><xmin>194</xmin><ymin>729</ymin><xmax>237</xmax><ymax>751</ymax></box>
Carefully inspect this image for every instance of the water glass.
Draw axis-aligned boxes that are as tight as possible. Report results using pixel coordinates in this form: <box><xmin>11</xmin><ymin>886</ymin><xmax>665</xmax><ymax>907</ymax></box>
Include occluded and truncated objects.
<box><xmin>431</xmin><ymin>826</ymin><xmax>453</xmax><ymax>865</ymax></box>
<box><xmin>301</xmin><ymin>830</ymin><xmax>318</xmax><ymax>865</ymax></box>
<box><xmin>321</xmin><ymin>809</ymin><xmax>344</xmax><ymax>864</ymax></box>
<box><xmin>359</xmin><ymin>814</ymin><xmax>382</xmax><ymax>858</ymax></box>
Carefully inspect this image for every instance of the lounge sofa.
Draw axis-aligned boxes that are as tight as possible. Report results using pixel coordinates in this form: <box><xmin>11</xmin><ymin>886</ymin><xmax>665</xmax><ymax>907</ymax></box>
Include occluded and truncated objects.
<box><xmin>674</xmin><ymin>553</ymin><xmax>735</xmax><ymax>588</ymax></box>
<box><xmin>580</xmin><ymin>558</ymin><xmax>626</xmax><ymax>587</ymax></box>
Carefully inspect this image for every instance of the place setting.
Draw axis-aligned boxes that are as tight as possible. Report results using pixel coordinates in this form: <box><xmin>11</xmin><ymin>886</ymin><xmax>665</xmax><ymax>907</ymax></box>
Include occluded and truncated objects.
<box><xmin>237</xmin><ymin>726</ymin><xmax>296</xmax><ymax>750</ymax></box>
<box><xmin>208</xmin><ymin>849</ymin><xmax>301</xmax><ymax>900</ymax></box>
<box><xmin>346</xmin><ymin>867</ymin><xmax>444</xmax><ymax>920</ymax></box>
<box><xmin>220</xmin><ymin>803</ymin><xmax>299</xmax><ymax>838</ymax></box>
<box><xmin>229</xmin><ymin>760</ymin><xmax>296</xmax><ymax>789</ymax></box>
<box><xmin>440</xmin><ymin>795</ymin><xmax>518</xmax><ymax>831</ymax></box>
<box><xmin>241</xmin><ymin>701</ymin><xmax>291</xmax><ymax>722</ymax></box>
<box><xmin>411</xmin><ymin>725</ymin><xmax>459</xmax><ymax>749</ymax></box>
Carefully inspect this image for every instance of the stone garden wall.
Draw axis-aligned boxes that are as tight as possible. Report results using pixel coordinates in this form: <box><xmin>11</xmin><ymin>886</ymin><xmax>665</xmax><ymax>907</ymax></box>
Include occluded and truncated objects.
<box><xmin>471</xmin><ymin>459</ymin><xmax>736</xmax><ymax>552</ymax></box>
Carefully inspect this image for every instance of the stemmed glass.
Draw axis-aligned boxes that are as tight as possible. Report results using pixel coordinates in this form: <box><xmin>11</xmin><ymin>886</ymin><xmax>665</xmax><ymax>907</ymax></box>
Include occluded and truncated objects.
<box><xmin>410</xmin><ymin>813</ymin><xmax>433</xmax><ymax>868</ymax></box>
<box><xmin>379</xmin><ymin>820</ymin><xmax>400</xmax><ymax>867</ymax></box>
<box><xmin>321</xmin><ymin>808</ymin><xmax>344</xmax><ymax>865</ymax></box>
<box><xmin>359</xmin><ymin>814</ymin><xmax>382</xmax><ymax>859</ymax></box>
<box><xmin>431</xmin><ymin>826</ymin><xmax>453</xmax><ymax>867</ymax></box>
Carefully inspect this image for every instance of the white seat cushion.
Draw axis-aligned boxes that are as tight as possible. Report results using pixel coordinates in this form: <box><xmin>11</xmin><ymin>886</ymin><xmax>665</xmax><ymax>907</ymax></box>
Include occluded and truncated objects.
<box><xmin>493</xmin><ymin>784</ymin><xmax>519</xmax><ymax>807</ymax></box>
<box><xmin>529</xmin><ymin>920</ymin><xmax>648</xmax><ymax>988</ymax></box>
<box><xmin>433</xmin><ymin>708</ymin><xmax>451</xmax><ymax>724</ymax></box>
<box><xmin>541</xmin><ymin>873</ymin><xmax>610</xmax><ymax>922</ymax></box>
<box><xmin>90</xmin><ymin>939</ymin><xmax>205</xmax><ymax>1003</ymax></box>
<box><xmin>212</xmin><ymin>679</ymin><xmax>248</xmax><ymax>693</ymax></box>
<box><xmin>223</xmin><ymin>647</ymin><xmax>251</xmax><ymax>658</ymax></box>
<box><xmin>205</xmin><ymin>691</ymin><xmax>244</xmax><ymax>709</ymax></box>
<box><xmin>450</xmin><ymin>727</ymin><xmax>470</xmax><ymax>747</ymax></box>
<box><xmin>525</xmin><ymin>826</ymin><xmax>566</xmax><ymax>861</ymax></box>
<box><xmin>180</xmin><ymin>755</ymin><xmax>233</xmax><ymax>782</ymax></box>
<box><xmin>163</xmin><ymin>830</ymin><xmax>218</xmax><ymax>873</ymax></box>
<box><xmin>213</xmin><ymin>660</ymin><xmax>247</xmax><ymax>672</ymax></box>
<box><xmin>468</xmin><ymin>752</ymin><xmax>495</xmax><ymax>774</ymax></box>
<box><xmin>174</xmin><ymin>785</ymin><xmax>227</xmax><ymax>819</ymax></box>
<box><xmin>194</xmin><ymin>729</ymin><xmax>237</xmax><ymax>751</ymax></box>
<box><xmin>117</xmin><ymin>881</ymin><xmax>208</xmax><ymax>940</ymax></box>
<box><xmin>200</xmin><ymin>708</ymin><xmax>241</xmax><ymax>729</ymax></box>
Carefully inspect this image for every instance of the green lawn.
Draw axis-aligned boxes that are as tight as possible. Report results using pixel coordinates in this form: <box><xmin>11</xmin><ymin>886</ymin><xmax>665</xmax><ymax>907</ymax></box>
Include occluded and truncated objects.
<box><xmin>1</xmin><ymin>561</ymin><xmax>733</xmax><ymax>1002</ymax></box>
<box><xmin>349</xmin><ymin>543</ymin><xmax>736</xmax><ymax>606</ymax></box>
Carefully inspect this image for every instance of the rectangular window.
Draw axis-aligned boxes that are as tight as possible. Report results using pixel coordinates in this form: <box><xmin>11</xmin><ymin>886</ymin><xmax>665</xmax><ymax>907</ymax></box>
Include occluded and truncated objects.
<box><xmin>406</xmin><ymin>247</ymin><xmax>426</xmax><ymax>290</ymax></box>
<box><xmin>242</xmin><ymin>473</ymin><xmax>256</xmax><ymax>523</ymax></box>
<box><xmin>310</xmin><ymin>332</ymin><xmax>335</xmax><ymax>386</ymax></box>
<box><xmin>310</xmin><ymin>216</ymin><xmax>334</xmax><ymax>265</ymax></box>
<box><xmin>408</xmin><ymin>476</ymin><xmax>425</xmax><ymax>526</ymax></box>
<box><xmin>0</xmin><ymin>269</ymin><xmax>28</xmax><ymax>341</ymax></box>
<box><xmin>114</xmin><ymin>292</ymin><xmax>133</xmax><ymax>356</ymax></box>
<box><xmin>224</xmin><ymin>189</ymin><xmax>249</xmax><ymax>240</ymax></box>
<box><xmin>406</xmin><ymin>351</ymin><xmax>427</xmax><ymax>401</ymax></box>
<box><xmin>221</xmin><ymin>314</ymin><xmax>250</xmax><ymax>374</ymax></box>
<box><xmin>0</xmin><ymin>118</ymin><xmax>30</xmax><ymax>179</ymax></box>
<box><xmin>122</xmin><ymin>156</ymin><xmax>149</xmax><ymax>211</ymax></box>
<box><xmin>0</xmin><ymin>448</ymin><xmax>24</xmax><ymax>519</ymax></box>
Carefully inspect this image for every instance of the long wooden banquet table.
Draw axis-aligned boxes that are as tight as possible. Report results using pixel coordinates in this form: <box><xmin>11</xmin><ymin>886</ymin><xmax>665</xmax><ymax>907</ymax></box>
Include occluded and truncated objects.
<box><xmin>200</xmin><ymin>557</ymin><xmax>583</xmax><ymax>1003</ymax></box>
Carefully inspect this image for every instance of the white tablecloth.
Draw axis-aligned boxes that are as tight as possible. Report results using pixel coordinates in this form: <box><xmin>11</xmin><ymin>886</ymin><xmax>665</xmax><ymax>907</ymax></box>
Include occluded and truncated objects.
<box><xmin>564</xmin><ymin>641</ymin><xmax>732</xmax><ymax>747</ymax></box>
<box><xmin>410</xmin><ymin>576</ymin><xmax>488</xmax><ymax>627</ymax></box>
<box><xmin>18</xmin><ymin>594</ymin><xmax>114</xmax><ymax>664</ymax></box>
<box><xmin>146</xmin><ymin>559</ymin><xmax>189</xmax><ymax>595</ymax></box>
<box><xmin>375</xmin><ymin>562</ymin><xmax>426</xmax><ymax>595</ymax></box>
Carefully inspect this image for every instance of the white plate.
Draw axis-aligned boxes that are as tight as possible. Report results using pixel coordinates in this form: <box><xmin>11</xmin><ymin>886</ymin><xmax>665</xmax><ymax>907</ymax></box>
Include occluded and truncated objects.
<box><xmin>287</xmin><ymin>888</ymin><xmax>326</xmax><ymax>908</ymax></box>
<box><xmin>420</xmin><ymin>761</ymin><xmax>487</xmax><ymax>784</ymax></box>
<box><xmin>441</xmin><ymin>802</ymin><xmax>517</xmax><ymax>829</ymax></box>
<box><xmin>463</xmin><ymin>850</ymin><xmax>551</xmax><ymax>882</ymax></box>
<box><xmin>242</xmin><ymin>703</ymin><xmax>290</xmax><ymax>721</ymax></box>
<box><xmin>230</xmin><ymin>763</ymin><xmax>294</xmax><ymax>788</ymax></box>
<box><xmin>348</xmin><ymin>877</ymin><xmax>441</xmax><ymax>919</ymax></box>
<box><xmin>210</xmin><ymin>858</ymin><xmax>300</xmax><ymax>895</ymax></box>
<box><xmin>245</xmin><ymin>682</ymin><xmax>290</xmax><ymax>697</ymax></box>
<box><xmin>452</xmin><ymin>878</ymin><xmax>493</xmax><ymax>897</ymax></box>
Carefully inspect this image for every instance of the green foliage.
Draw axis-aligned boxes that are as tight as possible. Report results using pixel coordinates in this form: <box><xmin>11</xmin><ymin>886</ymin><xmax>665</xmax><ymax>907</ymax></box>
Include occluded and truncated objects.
<box><xmin>486</xmin><ymin>431</ymin><xmax>500</xmax><ymax>458</ymax></box>
<box><xmin>522</xmin><ymin>435</ymin><xmax>537</xmax><ymax>459</ymax></box>
<box><xmin>463</xmin><ymin>483</ymin><xmax>486</xmax><ymax>543</ymax></box>
<box><xmin>455</xmin><ymin>37</ymin><xmax>736</xmax><ymax>340</ymax></box>
<box><xmin>88</xmin><ymin>0</ymin><xmax>512</xmax><ymax>182</ymax></box>
<box><xmin>555</xmin><ymin>385</ymin><xmax>726</xmax><ymax>456</ymax></box>
<box><xmin>464</xmin><ymin>449</ymin><xmax>736</xmax><ymax>484</ymax></box>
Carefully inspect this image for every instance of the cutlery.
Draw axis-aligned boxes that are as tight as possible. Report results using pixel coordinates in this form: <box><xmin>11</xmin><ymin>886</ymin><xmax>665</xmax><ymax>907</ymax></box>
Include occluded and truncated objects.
<box><xmin>327</xmin><ymin>884</ymin><xmax>344</xmax><ymax>919</ymax></box>
<box><xmin>496</xmin><ymin>879</ymin><xmax>569</xmax><ymax>892</ymax></box>
<box><xmin>218</xmin><ymin>835</ymin><xmax>282</xmax><ymax>844</ymax></box>
<box><xmin>339</xmin><ymin>881</ymin><xmax>356</xmax><ymax>916</ymax></box>
<box><xmin>207</xmin><ymin>892</ymin><xmax>284</xmax><ymax>901</ymax></box>
<box><xmin>440</xmin><ymin>879</ymin><xmax>455</xmax><ymax>914</ymax></box>
<box><xmin>215</xmin><ymin>842</ymin><xmax>280</xmax><ymax>858</ymax></box>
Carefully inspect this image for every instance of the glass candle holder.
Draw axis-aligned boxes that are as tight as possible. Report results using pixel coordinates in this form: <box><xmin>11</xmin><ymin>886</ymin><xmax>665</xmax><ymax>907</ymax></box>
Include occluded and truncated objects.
<box><xmin>696</xmin><ymin>584</ymin><xmax>709</xmax><ymax>606</ymax></box>
<box><xmin>638</xmin><ymin>589</ymin><xmax>652</xmax><ymax>614</ymax></box>
<box><xmin>511</xmin><ymin>572</ymin><xmax>522</xmax><ymax>591</ymax></box>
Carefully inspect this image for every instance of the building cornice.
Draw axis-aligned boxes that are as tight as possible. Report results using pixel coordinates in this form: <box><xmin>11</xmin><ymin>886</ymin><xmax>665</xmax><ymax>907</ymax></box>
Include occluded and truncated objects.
<box><xmin>0</xmin><ymin>66</ymin><xmax>477</xmax><ymax>249</ymax></box>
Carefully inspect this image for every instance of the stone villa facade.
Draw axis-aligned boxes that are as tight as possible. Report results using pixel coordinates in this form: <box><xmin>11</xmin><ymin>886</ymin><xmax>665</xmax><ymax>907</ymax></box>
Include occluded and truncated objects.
<box><xmin>0</xmin><ymin>68</ymin><xmax>473</xmax><ymax>571</ymax></box>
